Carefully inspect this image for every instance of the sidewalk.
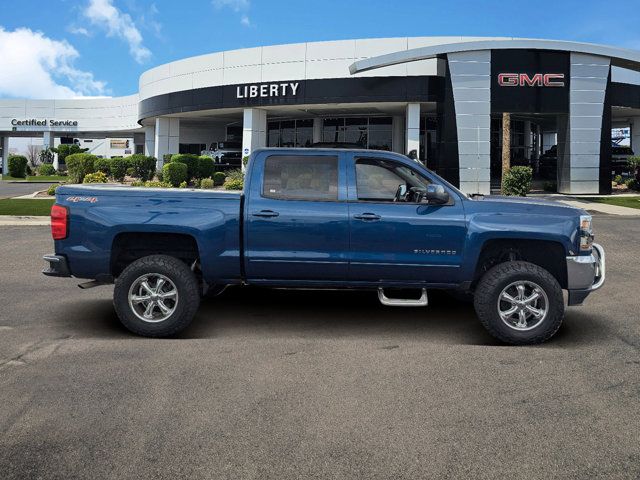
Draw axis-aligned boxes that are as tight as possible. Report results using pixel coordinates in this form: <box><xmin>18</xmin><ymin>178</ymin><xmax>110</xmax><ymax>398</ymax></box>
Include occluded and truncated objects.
<box><xmin>0</xmin><ymin>216</ymin><xmax>50</xmax><ymax>226</ymax></box>
<box><xmin>530</xmin><ymin>194</ymin><xmax>640</xmax><ymax>216</ymax></box>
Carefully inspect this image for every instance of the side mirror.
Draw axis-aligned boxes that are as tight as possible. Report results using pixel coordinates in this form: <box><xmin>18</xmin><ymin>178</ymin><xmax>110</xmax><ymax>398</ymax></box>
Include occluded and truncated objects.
<box><xmin>425</xmin><ymin>184</ymin><xmax>449</xmax><ymax>205</ymax></box>
<box><xmin>394</xmin><ymin>184</ymin><xmax>407</xmax><ymax>202</ymax></box>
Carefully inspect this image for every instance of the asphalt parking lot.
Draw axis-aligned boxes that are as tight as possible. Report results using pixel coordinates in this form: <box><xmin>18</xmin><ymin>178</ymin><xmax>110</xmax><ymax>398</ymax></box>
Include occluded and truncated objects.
<box><xmin>0</xmin><ymin>181</ymin><xmax>55</xmax><ymax>199</ymax></box>
<box><xmin>1</xmin><ymin>217</ymin><xmax>639</xmax><ymax>480</ymax></box>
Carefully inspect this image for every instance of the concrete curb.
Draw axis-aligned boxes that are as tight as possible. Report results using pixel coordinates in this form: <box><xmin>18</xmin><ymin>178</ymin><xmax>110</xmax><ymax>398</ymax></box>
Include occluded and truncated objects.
<box><xmin>0</xmin><ymin>216</ymin><xmax>50</xmax><ymax>226</ymax></box>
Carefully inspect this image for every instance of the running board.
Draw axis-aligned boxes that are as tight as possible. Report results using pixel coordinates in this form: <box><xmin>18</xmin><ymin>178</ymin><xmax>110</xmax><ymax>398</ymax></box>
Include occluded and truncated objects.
<box><xmin>377</xmin><ymin>288</ymin><xmax>428</xmax><ymax>307</ymax></box>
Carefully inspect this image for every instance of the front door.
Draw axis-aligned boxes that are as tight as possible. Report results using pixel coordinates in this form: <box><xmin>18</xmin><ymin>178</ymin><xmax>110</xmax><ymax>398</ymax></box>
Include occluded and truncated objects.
<box><xmin>244</xmin><ymin>152</ymin><xmax>349</xmax><ymax>282</ymax></box>
<box><xmin>347</xmin><ymin>155</ymin><xmax>467</xmax><ymax>285</ymax></box>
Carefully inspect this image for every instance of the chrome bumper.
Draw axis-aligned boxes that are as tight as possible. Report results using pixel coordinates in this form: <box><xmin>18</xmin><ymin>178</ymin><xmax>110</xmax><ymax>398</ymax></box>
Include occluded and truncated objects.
<box><xmin>565</xmin><ymin>243</ymin><xmax>605</xmax><ymax>305</ymax></box>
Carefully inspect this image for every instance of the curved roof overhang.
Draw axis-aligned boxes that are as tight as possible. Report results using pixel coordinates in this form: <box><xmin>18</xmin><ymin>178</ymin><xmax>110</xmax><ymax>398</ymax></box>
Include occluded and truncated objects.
<box><xmin>350</xmin><ymin>38</ymin><xmax>640</xmax><ymax>75</ymax></box>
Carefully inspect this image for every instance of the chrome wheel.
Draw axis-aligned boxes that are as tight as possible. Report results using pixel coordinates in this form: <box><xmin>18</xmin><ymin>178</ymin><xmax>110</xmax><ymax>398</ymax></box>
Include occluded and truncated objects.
<box><xmin>497</xmin><ymin>280</ymin><xmax>548</xmax><ymax>331</ymax></box>
<box><xmin>128</xmin><ymin>273</ymin><xmax>179</xmax><ymax>323</ymax></box>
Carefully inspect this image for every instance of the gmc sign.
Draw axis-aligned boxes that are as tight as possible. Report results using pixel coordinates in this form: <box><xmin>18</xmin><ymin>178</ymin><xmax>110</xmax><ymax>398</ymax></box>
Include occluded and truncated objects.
<box><xmin>498</xmin><ymin>73</ymin><xmax>565</xmax><ymax>87</ymax></box>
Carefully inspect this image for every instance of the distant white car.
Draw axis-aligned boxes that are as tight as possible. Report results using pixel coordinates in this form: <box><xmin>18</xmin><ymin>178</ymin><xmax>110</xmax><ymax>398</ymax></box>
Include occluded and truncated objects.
<box><xmin>200</xmin><ymin>141</ymin><xmax>242</xmax><ymax>167</ymax></box>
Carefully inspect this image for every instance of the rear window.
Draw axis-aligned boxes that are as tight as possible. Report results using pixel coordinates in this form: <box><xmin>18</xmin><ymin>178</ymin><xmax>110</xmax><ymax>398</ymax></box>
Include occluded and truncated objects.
<box><xmin>262</xmin><ymin>155</ymin><xmax>339</xmax><ymax>201</ymax></box>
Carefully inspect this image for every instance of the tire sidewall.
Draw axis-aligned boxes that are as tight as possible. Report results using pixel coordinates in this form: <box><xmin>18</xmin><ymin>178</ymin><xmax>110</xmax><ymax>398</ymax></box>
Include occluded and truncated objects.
<box><xmin>114</xmin><ymin>255</ymin><xmax>199</xmax><ymax>337</ymax></box>
<box><xmin>474</xmin><ymin>262</ymin><xmax>564</xmax><ymax>344</ymax></box>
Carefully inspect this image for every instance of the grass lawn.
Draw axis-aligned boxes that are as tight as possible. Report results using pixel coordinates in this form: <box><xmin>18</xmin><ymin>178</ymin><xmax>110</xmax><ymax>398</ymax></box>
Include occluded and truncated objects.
<box><xmin>0</xmin><ymin>199</ymin><xmax>55</xmax><ymax>216</ymax></box>
<box><xmin>589</xmin><ymin>196</ymin><xmax>640</xmax><ymax>210</ymax></box>
<box><xmin>1</xmin><ymin>175</ymin><xmax>66</xmax><ymax>182</ymax></box>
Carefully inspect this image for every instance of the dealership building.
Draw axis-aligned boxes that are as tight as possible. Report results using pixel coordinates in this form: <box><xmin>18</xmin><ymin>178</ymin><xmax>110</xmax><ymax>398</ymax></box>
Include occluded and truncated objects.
<box><xmin>2</xmin><ymin>36</ymin><xmax>640</xmax><ymax>194</ymax></box>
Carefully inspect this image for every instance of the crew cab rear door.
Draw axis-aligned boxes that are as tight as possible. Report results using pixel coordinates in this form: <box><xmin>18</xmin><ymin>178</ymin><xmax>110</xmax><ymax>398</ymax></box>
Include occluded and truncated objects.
<box><xmin>244</xmin><ymin>151</ymin><xmax>349</xmax><ymax>282</ymax></box>
<box><xmin>347</xmin><ymin>153</ymin><xmax>466</xmax><ymax>285</ymax></box>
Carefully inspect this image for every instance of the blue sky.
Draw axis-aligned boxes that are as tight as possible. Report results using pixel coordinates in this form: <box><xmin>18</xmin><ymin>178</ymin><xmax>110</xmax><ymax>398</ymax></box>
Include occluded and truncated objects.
<box><xmin>1</xmin><ymin>0</ymin><xmax>639</xmax><ymax>98</ymax></box>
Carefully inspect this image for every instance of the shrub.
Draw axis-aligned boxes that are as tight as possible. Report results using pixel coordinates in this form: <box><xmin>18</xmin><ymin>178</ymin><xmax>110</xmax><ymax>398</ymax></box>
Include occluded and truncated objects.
<box><xmin>47</xmin><ymin>184</ymin><xmax>60</xmax><ymax>196</ymax></box>
<box><xmin>213</xmin><ymin>171</ymin><xmax>226</xmax><ymax>186</ymax></box>
<box><xmin>66</xmin><ymin>153</ymin><xmax>97</xmax><ymax>183</ymax></box>
<box><xmin>144</xmin><ymin>180</ymin><xmax>172</xmax><ymax>188</ymax></box>
<box><xmin>628</xmin><ymin>156</ymin><xmax>640</xmax><ymax>180</ymax></box>
<box><xmin>39</xmin><ymin>164</ymin><xmax>56</xmax><ymax>176</ymax></box>
<box><xmin>200</xmin><ymin>177</ymin><xmax>214</xmax><ymax>189</ymax></box>
<box><xmin>223</xmin><ymin>178</ymin><xmax>244</xmax><ymax>190</ymax></box>
<box><xmin>242</xmin><ymin>156</ymin><xmax>249</xmax><ymax>168</ymax></box>
<box><xmin>170</xmin><ymin>154</ymin><xmax>199</xmax><ymax>180</ymax></box>
<box><xmin>129</xmin><ymin>154</ymin><xmax>157</xmax><ymax>181</ymax></box>
<box><xmin>179</xmin><ymin>181</ymin><xmax>188</xmax><ymax>188</ymax></box>
<box><xmin>613</xmin><ymin>174</ymin><xmax>623</xmax><ymax>185</ymax></box>
<box><xmin>110</xmin><ymin>157</ymin><xmax>129</xmax><ymax>182</ymax></box>
<box><xmin>162</xmin><ymin>162</ymin><xmax>188</xmax><ymax>187</ymax></box>
<box><xmin>502</xmin><ymin>166</ymin><xmax>533</xmax><ymax>196</ymax></box>
<box><xmin>26</xmin><ymin>165</ymin><xmax>33</xmax><ymax>176</ymax></box>
<box><xmin>198</xmin><ymin>156</ymin><xmax>214</xmax><ymax>179</ymax></box>
<box><xmin>156</xmin><ymin>169</ymin><xmax>164</xmax><ymax>182</ymax></box>
<box><xmin>163</xmin><ymin>153</ymin><xmax>173</xmax><ymax>164</ymax></box>
<box><xmin>94</xmin><ymin>158</ymin><xmax>112</xmax><ymax>176</ymax></box>
<box><xmin>54</xmin><ymin>144</ymin><xmax>88</xmax><ymax>166</ymax></box>
<box><xmin>8</xmin><ymin>155</ymin><xmax>28</xmax><ymax>178</ymax></box>
<box><xmin>83</xmin><ymin>171</ymin><xmax>108</xmax><ymax>183</ymax></box>
<box><xmin>624</xmin><ymin>178</ymin><xmax>639</xmax><ymax>190</ymax></box>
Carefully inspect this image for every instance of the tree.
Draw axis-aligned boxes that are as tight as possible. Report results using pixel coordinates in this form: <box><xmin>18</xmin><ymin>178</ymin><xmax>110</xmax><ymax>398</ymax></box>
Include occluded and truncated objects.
<box><xmin>501</xmin><ymin>112</ymin><xmax>511</xmax><ymax>194</ymax></box>
<box><xmin>26</xmin><ymin>144</ymin><xmax>42</xmax><ymax>167</ymax></box>
<box><xmin>53</xmin><ymin>144</ymin><xmax>88</xmax><ymax>166</ymax></box>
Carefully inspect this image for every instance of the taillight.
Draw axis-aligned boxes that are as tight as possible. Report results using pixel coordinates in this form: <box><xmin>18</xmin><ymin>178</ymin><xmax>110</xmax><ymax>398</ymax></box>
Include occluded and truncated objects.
<box><xmin>51</xmin><ymin>205</ymin><xmax>68</xmax><ymax>240</ymax></box>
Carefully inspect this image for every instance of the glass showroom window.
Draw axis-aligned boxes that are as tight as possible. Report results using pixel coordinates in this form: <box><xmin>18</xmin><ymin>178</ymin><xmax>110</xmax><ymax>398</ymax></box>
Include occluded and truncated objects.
<box><xmin>322</xmin><ymin>117</ymin><xmax>392</xmax><ymax>150</ymax></box>
<box><xmin>267</xmin><ymin>119</ymin><xmax>314</xmax><ymax>148</ymax></box>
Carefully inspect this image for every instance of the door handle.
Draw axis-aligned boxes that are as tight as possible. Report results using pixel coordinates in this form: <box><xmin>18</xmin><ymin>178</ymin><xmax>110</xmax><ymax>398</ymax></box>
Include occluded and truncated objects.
<box><xmin>252</xmin><ymin>210</ymin><xmax>280</xmax><ymax>218</ymax></box>
<box><xmin>353</xmin><ymin>213</ymin><xmax>381</xmax><ymax>221</ymax></box>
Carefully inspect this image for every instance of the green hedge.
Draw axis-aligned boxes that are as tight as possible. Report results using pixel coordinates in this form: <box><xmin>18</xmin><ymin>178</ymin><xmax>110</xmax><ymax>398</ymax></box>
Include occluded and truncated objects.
<box><xmin>170</xmin><ymin>154</ymin><xmax>199</xmax><ymax>180</ymax></box>
<box><xmin>110</xmin><ymin>157</ymin><xmax>129</xmax><ymax>182</ymax></box>
<box><xmin>198</xmin><ymin>156</ymin><xmax>214</xmax><ymax>179</ymax></box>
<box><xmin>129</xmin><ymin>154</ymin><xmax>157</xmax><ymax>181</ymax></box>
<box><xmin>8</xmin><ymin>155</ymin><xmax>28</xmax><ymax>178</ymax></box>
<box><xmin>38</xmin><ymin>164</ymin><xmax>56</xmax><ymax>176</ymax></box>
<box><xmin>162</xmin><ymin>162</ymin><xmax>188</xmax><ymax>187</ymax></box>
<box><xmin>66</xmin><ymin>153</ymin><xmax>97</xmax><ymax>183</ymax></box>
<box><xmin>502</xmin><ymin>166</ymin><xmax>533</xmax><ymax>196</ymax></box>
<box><xmin>213</xmin><ymin>171</ymin><xmax>226</xmax><ymax>186</ymax></box>
<box><xmin>94</xmin><ymin>158</ymin><xmax>112</xmax><ymax>176</ymax></box>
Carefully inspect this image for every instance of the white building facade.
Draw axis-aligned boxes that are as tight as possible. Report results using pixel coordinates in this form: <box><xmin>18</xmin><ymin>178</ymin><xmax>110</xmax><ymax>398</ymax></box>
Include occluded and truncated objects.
<box><xmin>3</xmin><ymin>36</ymin><xmax>640</xmax><ymax>194</ymax></box>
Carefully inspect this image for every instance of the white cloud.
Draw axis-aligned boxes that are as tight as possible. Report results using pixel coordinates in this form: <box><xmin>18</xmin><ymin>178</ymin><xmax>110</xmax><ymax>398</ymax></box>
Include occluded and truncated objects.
<box><xmin>83</xmin><ymin>0</ymin><xmax>151</xmax><ymax>63</ymax></box>
<box><xmin>0</xmin><ymin>27</ymin><xmax>108</xmax><ymax>99</ymax></box>
<box><xmin>213</xmin><ymin>0</ymin><xmax>252</xmax><ymax>27</ymax></box>
<box><xmin>68</xmin><ymin>25</ymin><xmax>90</xmax><ymax>36</ymax></box>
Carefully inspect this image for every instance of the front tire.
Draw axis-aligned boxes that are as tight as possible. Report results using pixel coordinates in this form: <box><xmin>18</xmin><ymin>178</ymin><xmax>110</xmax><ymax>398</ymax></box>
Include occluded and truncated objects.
<box><xmin>474</xmin><ymin>261</ymin><xmax>564</xmax><ymax>345</ymax></box>
<box><xmin>113</xmin><ymin>255</ymin><xmax>200</xmax><ymax>337</ymax></box>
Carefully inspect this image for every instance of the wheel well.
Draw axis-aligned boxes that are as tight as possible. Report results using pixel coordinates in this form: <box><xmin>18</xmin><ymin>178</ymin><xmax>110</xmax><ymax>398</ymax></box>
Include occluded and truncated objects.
<box><xmin>111</xmin><ymin>233</ymin><xmax>199</xmax><ymax>277</ymax></box>
<box><xmin>472</xmin><ymin>239</ymin><xmax>568</xmax><ymax>289</ymax></box>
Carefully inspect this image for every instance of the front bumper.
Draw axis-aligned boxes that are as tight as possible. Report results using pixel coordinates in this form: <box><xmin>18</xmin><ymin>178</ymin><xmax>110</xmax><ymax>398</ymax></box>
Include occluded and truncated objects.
<box><xmin>42</xmin><ymin>254</ymin><xmax>71</xmax><ymax>277</ymax></box>
<box><xmin>565</xmin><ymin>243</ymin><xmax>605</xmax><ymax>306</ymax></box>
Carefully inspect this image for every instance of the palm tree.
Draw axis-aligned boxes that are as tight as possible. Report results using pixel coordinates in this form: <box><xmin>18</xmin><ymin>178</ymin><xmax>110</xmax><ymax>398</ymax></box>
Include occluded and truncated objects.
<box><xmin>501</xmin><ymin>112</ymin><xmax>511</xmax><ymax>193</ymax></box>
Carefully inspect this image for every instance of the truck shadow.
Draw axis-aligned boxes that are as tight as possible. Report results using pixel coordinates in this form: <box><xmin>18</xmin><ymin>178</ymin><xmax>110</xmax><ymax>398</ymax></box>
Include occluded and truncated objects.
<box><xmin>63</xmin><ymin>287</ymin><xmax>608</xmax><ymax>347</ymax></box>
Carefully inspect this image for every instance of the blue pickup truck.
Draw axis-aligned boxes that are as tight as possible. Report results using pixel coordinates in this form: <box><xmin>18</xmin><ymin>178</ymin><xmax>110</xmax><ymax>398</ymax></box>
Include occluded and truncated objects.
<box><xmin>43</xmin><ymin>148</ymin><xmax>605</xmax><ymax>344</ymax></box>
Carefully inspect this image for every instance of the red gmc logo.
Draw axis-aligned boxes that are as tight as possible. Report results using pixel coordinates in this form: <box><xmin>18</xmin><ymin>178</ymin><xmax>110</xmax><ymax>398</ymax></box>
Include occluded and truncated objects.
<box><xmin>498</xmin><ymin>73</ymin><xmax>565</xmax><ymax>87</ymax></box>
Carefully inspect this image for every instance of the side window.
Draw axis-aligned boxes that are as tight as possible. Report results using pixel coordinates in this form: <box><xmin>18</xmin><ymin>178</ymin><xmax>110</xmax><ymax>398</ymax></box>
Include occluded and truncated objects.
<box><xmin>355</xmin><ymin>158</ymin><xmax>431</xmax><ymax>202</ymax></box>
<box><xmin>263</xmin><ymin>155</ymin><xmax>339</xmax><ymax>201</ymax></box>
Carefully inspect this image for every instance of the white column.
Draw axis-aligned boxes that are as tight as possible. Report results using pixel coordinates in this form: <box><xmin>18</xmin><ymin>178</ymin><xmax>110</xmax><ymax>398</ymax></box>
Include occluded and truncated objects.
<box><xmin>392</xmin><ymin>115</ymin><xmax>404</xmax><ymax>154</ymax></box>
<box><xmin>1</xmin><ymin>137</ymin><xmax>9</xmax><ymax>175</ymax></box>
<box><xmin>406</xmin><ymin>103</ymin><xmax>420</xmax><ymax>158</ymax></box>
<box><xmin>242</xmin><ymin>108</ymin><xmax>267</xmax><ymax>171</ymax></box>
<box><xmin>154</xmin><ymin>118</ymin><xmax>180</xmax><ymax>169</ymax></box>
<box><xmin>312</xmin><ymin>118</ymin><xmax>323</xmax><ymax>144</ymax></box>
<box><xmin>144</xmin><ymin>126</ymin><xmax>156</xmax><ymax>158</ymax></box>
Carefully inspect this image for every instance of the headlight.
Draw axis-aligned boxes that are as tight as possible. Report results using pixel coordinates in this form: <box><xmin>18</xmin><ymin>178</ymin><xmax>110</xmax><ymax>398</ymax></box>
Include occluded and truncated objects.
<box><xmin>579</xmin><ymin>214</ymin><xmax>593</xmax><ymax>252</ymax></box>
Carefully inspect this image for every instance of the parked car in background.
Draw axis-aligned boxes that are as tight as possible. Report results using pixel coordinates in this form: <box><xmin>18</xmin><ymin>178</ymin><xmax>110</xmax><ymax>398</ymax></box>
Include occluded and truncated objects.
<box><xmin>200</xmin><ymin>141</ymin><xmax>242</xmax><ymax>168</ymax></box>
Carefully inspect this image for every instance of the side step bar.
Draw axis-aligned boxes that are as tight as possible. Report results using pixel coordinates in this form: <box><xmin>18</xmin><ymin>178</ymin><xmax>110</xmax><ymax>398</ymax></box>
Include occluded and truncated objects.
<box><xmin>378</xmin><ymin>288</ymin><xmax>428</xmax><ymax>307</ymax></box>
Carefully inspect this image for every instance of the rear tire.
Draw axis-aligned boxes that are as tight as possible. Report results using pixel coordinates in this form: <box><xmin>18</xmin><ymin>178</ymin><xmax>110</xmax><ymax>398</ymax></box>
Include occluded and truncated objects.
<box><xmin>113</xmin><ymin>255</ymin><xmax>200</xmax><ymax>337</ymax></box>
<box><xmin>474</xmin><ymin>261</ymin><xmax>564</xmax><ymax>345</ymax></box>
